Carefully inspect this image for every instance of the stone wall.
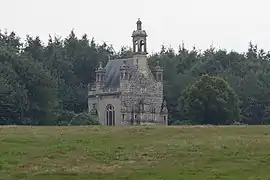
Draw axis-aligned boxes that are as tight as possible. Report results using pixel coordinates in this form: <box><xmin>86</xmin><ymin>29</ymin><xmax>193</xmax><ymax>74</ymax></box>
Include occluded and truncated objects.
<box><xmin>97</xmin><ymin>95</ymin><xmax>121</xmax><ymax>125</ymax></box>
<box><xmin>119</xmin><ymin>55</ymin><xmax>167</xmax><ymax>125</ymax></box>
<box><xmin>88</xmin><ymin>53</ymin><xmax>167</xmax><ymax>126</ymax></box>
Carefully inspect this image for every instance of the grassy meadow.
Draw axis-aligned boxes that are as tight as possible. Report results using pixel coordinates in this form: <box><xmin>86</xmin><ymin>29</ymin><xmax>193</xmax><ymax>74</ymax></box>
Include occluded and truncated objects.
<box><xmin>1</xmin><ymin>125</ymin><xmax>270</xmax><ymax>180</ymax></box>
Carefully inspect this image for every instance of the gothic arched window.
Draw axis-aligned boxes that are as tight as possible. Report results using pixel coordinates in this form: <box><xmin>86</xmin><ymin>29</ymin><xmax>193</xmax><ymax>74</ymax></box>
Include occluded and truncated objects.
<box><xmin>101</xmin><ymin>75</ymin><xmax>104</xmax><ymax>82</ymax></box>
<box><xmin>158</xmin><ymin>74</ymin><xmax>162</xmax><ymax>81</ymax></box>
<box><xmin>105</xmin><ymin>104</ymin><xmax>115</xmax><ymax>126</ymax></box>
<box><xmin>150</xmin><ymin>106</ymin><xmax>156</xmax><ymax>122</ymax></box>
<box><xmin>140</xmin><ymin>40</ymin><xmax>145</xmax><ymax>52</ymax></box>
<box><xmin>134</xmin><ymin>40</ymin><xmax>139</xmax><ymax>52</ymax></box>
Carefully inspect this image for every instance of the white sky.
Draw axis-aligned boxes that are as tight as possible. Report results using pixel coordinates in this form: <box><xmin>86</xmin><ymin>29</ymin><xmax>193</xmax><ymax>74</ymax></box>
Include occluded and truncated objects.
<box><xmin>1</xmin><ymin>0</ymin><xmax>270</xmax><ymax>54</ymax></box>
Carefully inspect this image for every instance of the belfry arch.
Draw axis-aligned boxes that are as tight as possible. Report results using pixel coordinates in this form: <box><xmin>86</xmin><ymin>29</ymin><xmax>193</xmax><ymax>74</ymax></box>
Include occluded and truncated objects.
<box><xmin>132</xmin><ymin>18</ymin><xmax>147</xmax><ymax>54</ymax></box>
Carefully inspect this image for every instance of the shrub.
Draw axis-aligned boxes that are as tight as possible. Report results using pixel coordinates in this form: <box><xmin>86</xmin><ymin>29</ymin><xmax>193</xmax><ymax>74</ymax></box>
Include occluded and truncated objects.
<box><xmin>54</xmin><ymin>110</ymin><xmax>75</xmax><ymax>126</ymax></box>
<box><xmin>69</xmin><ymin>112</ymin><xmax>99</xmax><ymax>125</ymax></box>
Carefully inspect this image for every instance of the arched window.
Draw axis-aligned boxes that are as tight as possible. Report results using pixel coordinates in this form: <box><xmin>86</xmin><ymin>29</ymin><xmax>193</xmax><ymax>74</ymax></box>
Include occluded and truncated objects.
<box><xmin>158</xmin><ymin>74</ymin><xmax>162</xmax><ymax>81</ymax></box>
<box><xmin>134</xmin><ymin>40</ymin><xmax>138</xmax><ymax>52</ymax></box>
<box><xmin>101</xmin><ymin>75</ymin><xmax>104</xmax><ymax>82</ymax></box>
<box><xmin>140</xmin><ymin>40</ymin><xmax>145</xmax><ymax>52</ymax></box>
<box><xmin>150</xmin><ymin>106</ymin><xmax>156</xmax><ymax>122</ymax></box>
<box><xmin>105</xmin><ymin>104</ymin><xmax>115</xmax><ymax>126</ymax></box>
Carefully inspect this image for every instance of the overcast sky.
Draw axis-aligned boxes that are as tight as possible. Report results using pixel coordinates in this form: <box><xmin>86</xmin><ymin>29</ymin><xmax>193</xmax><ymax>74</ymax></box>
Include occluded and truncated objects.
<box><xmin>1</xmin><ymin>0</ymin><xmax>270</xmax><ymax>54</ymax></box>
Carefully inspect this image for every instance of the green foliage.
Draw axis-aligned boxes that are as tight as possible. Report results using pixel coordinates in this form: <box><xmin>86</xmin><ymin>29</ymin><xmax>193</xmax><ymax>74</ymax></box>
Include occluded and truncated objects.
<box><xmin>170</xmin><ymin>119</ymin><xmax>192</xmax><ymax>125</ymax></box>
<box><xmin>149</xmin><ymin>43</ymin><xmax>270</xmax><ymax>125</ymax></box>
<box><xmin>69</xmin><ymin>112</ymin><xmax>99</xmax><ymax>125</ymax></box>
<box><xmin>180</xmin><ymin>75</ymin><xmax>240</xmax><ymax>125</ymax></box>
<box><xmin>1</xmin><ymin>28</ymin><xmax>270</xmax><ymax>125</ymax></box>
<box><xmin>54</xmin><ymin>110</ymin><xmax>76</xmax><ymax>125</ymax></box>
<box><xmin>0</xmin><ymin>30</ymin><xmax>112</xmax><ymax>125</ymax></box>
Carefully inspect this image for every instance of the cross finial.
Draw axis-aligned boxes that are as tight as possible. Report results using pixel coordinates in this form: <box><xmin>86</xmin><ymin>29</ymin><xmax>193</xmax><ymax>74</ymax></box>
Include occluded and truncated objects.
<box><xmin>99</xmin><ymin>61</ymin><xmax>102</xmax><ymax>67</ymax></box>
<box><xmin>136</xmin><ymin>18</ymin><xmax>142</xmax><ymax>30</ymax></box>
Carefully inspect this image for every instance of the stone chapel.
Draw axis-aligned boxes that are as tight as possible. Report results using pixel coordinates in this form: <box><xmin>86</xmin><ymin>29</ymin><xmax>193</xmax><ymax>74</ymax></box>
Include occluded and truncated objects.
<box><xmin>88</xmin><ymin>19</ymin><xmax>168</xmax><ymax>126</ymax></box>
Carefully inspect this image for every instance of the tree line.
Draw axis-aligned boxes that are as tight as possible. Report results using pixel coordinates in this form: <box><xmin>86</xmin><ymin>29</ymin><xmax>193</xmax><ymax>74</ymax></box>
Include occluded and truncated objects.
<box><xmin>1</xmin><ymin>30</ymin><xmax>270</xmax><ymax>125</ymax></box>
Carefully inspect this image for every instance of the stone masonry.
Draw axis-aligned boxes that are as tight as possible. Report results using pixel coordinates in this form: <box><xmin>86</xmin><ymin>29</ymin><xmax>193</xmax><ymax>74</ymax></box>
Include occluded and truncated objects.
<box><xmin>88</xmin><ymin>19</ymin><xmax>168</xmax><ymax>126</ymax></box>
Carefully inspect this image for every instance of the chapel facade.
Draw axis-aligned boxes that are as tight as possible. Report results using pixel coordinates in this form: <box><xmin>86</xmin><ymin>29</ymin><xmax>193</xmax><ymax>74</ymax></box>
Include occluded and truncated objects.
<box><xmin>88</xmin><ymin>19</ymin><xmax>168</xmax><ymax>126</ymax></box>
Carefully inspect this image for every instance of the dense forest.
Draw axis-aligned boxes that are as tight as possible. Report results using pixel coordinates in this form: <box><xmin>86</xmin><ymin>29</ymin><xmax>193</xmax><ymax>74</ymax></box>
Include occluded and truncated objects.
<box><xmin>1</xmin><ymin>30</ymin><xmax>270</xmax><ymax>125</ymax></box>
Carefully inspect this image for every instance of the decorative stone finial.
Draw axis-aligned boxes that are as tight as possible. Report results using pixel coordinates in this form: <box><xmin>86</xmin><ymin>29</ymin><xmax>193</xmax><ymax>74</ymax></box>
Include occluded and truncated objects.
<box><xmin>163</xmin><ymin>100</ymin><xmax>167</xmax><ymax>107</ymax></box>
<box><xmin>137</xmin><ymin>18</ymin><xmax>142</xmax><ymax>30</ymax></box>
<box><xmin>97</xmin><ymin>61</ymin><xmax>104</xmax><ymax>71</ymax></box>
<box><xmin>120</xmin><ymin>60</ymin><xmax>127</xmax><ymax>70</ymax></box>
<box><xmin>155</xmin><ymin>60</ymin><xmax>162</xmax><ymax>71</ymax></box>
<box><xmin>156</xmin><ymin>60</ymin><xmax>160</xmax><ymax>67</ymax></box>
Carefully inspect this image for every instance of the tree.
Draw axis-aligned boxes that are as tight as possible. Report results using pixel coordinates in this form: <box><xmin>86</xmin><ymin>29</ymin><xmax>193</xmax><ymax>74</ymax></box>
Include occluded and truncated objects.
<box><xmin>2</xmin><ymin>28</ymin><xmax>270</xmax><ymax>126</ymax></box>
<box><xmin>180</xmin><ymin>74</ymin><xmax>240</xmax><ymax>125</ymax></box>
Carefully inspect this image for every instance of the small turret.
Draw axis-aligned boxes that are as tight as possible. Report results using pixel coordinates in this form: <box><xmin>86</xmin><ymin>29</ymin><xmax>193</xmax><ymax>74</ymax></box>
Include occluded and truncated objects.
<box><xmin>120</xmin><ymin>60</ymin><xmax>131</xmax><ymax>93</ymax></box>
<box><xmin>120</xmin><ymin>60</ymin><xmax>128</xmax><ymax>80</ymax></box>
<box><xmin>95</xmin><ymin>62</ymin><xmax>106</xmax><ymax>90</ymax></box>
<box><xmin>154</xmin><ymin>60</ymin><xmax>164</xmax><ymax>82</ymax></box>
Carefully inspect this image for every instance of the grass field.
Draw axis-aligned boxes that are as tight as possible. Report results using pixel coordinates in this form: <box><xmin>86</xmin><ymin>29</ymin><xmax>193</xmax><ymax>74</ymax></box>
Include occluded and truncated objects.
<box><xmin>1</xmin><ymin>125</ymin><xmax>270</xmax><ymax>180</ymax></box>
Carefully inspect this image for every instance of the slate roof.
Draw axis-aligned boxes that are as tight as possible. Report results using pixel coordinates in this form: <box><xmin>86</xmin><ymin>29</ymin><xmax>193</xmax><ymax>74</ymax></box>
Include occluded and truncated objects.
<box><xmin>104</xmin><ymin>58</ymin><xmax>135</xmax><ymax>88</ymax></box>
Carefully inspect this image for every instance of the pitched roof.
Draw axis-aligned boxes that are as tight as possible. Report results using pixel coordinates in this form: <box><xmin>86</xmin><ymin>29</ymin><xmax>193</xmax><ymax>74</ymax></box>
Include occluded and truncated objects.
<box><xmin>104</xmin><ymin>58</ymin><xmax>134</xmax><ymax>88</ymax></box>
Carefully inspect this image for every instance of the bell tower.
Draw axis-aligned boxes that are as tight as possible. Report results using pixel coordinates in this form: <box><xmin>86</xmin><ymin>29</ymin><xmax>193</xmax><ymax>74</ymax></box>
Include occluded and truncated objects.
<box><xmin>132</xmin><ymin>18</ymin><xmax>147</xmax><ymax>55</ymax></box>
<box><xmin>154</xmin><ymin>60</ymin><xmax>164</xmax><ymax>82</ymax></box>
